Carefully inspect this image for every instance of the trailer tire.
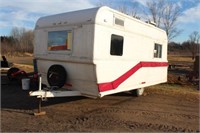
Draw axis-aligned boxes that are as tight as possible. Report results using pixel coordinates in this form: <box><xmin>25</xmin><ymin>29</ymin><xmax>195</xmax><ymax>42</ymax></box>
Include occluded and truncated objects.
<box><xmin>47</xmin><ymin>65</ymin><xmax>67</xmax><ymax>88</ymax></box>
<box><xmin>131</xmin><ymin>88</ymin><xmax>144</xmax><ymax>97</ymax></box>
<box><xmin>7</xmin><ymin>67</ymin><xmax>20</xmax><ymax>81</ymax></box>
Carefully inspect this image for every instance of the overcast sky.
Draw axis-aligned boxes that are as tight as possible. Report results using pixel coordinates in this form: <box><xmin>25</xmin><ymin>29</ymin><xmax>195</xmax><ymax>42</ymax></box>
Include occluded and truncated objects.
<box><xmin>0</xmin><ymin>0</ymin><xmax>200</xmax><ymax>43</ymax></box>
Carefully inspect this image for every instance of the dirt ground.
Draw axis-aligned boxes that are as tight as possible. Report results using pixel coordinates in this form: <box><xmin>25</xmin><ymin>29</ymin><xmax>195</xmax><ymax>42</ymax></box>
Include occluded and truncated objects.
<box><xmin>1</xmin><ymin>56</ymin><xmax>200</xmax><ymax>132</ymax></box>
<box><xmin>1</xmin><ymin>75</ymin><xmax>199</xmax><ymax>132</ymax></box>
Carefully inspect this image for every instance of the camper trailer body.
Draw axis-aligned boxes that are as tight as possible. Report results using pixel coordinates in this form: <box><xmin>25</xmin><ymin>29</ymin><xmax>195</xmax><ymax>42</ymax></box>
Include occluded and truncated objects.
<box><xmin>33</xmin><ymin>6</ymin><xmax>168</xmax><ymax>98</ymax></box>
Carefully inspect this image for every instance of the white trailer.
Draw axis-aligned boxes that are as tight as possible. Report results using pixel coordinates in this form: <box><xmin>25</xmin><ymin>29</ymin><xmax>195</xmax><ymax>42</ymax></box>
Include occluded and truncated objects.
<box><xmin>30</xmin><ymin>6</ymin><xmax>168</xmax><ymax>99</ymax></box>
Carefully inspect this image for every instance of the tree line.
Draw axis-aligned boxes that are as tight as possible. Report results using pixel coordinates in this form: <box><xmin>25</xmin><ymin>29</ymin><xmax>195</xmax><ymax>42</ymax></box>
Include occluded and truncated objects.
<box><xmin>1</xmin><ymin>27</ymin><xmax>199</xmax><ymax>59</ymax></box>
<box><xmin>1</xmin><ymin>27</ymin><xmax>34</xmax><ymax>56</ymax></box>
<box><xmin>169</xmin><ymin>31</ymin><xmax>200</xmax><ymax>59</ymax></box>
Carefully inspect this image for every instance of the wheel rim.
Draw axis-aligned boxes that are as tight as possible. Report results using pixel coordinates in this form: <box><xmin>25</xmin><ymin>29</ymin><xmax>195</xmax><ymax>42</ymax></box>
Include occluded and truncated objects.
<box><xmin>137</xmin><ymin>88</ymin><xmax>144</xmax><ymax>96</ymax></box>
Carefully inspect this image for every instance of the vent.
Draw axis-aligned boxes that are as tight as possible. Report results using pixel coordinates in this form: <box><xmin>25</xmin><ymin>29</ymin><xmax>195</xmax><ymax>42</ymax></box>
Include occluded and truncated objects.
<box><xmin>115</xmin><ymin>18</ymin><xmax>124</xmax><ymax>26</ymax></box>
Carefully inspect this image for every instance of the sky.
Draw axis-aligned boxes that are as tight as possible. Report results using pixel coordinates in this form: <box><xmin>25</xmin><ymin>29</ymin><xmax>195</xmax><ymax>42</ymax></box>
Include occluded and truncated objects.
<box><xmin>0</xmin><ymin>0</ymin><xmax>200</xmax><ymax>43</ymax></box>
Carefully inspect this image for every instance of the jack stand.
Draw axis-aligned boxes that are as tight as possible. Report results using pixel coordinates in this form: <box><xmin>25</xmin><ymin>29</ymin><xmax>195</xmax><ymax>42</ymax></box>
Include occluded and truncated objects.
<box><xmin>33</xmin><ymin>98</ymin><xmax>46</xmax><ymax>116</ymax></box>
<box><xmin>33</xmin><ymin>74</ymin><xmax>46</xmax><ymax>116</ymax></box>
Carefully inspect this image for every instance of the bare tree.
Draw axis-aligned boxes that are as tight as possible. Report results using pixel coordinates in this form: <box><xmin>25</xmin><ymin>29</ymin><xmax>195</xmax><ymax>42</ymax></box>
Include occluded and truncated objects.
<box><xmin>188</xmin><ymin>31</ymin><xmax>200</xmax><ymax>59</ymax></box>
<box><xmin>118</xmin><ymin>2</ymin><xmax>140</xmax><ymax>19</ymax></box>
<box><xmin>118</xmin><ymin>3</ymin><xmax>128</xmax><ymax>14</ymax></box>
<box><xmin>20</xmin><ymin>30</ymin><xmax>34</xmax><ymax>53</ymax></box>
<box><xmin>96</xmin><ymin>0</ymin><xmax>138</xmax><ymax>18</ymax></box>
<box><xmin>146</xmin><ymin>0</ymin><xmax>164</xmax><ymax>27</ymax></box>
<box><xmin>146</xmin><ymin>0</ymin><xmax>181</xmax><ymax>41</ymax></box>
<box><xmin>11</xmin><ymin>27</ymin><xmax>24</xmax><ymax>51</ymax></box>
<box><xmin>10</xmin><ymin>27</ymin><xmax>34</xmax><ymax>54</ymax></box>
<box><xmin>130</xmin><ymin>4</ymin><xmax>139</xmax><ymax>18</ymax></box>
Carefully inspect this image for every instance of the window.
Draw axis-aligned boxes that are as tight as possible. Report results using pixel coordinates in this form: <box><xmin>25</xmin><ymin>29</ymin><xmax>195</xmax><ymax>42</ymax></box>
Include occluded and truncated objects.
<box><xmin>48</xmin><ymin>30</ymin><xmax>72</xmax><ymax>51</ymax></box>
<box><xmin>110</xmin><ymin>34</ymin><xmax>124</xmax><ymax>56</ymax></box>
<box><xmin>154</xmin><ymin>43</ymin><xmax>162</xmax><ymax>58</ymax></box>
<box><xmin>115</xmin><ymin>18</ymin><xmax>124</xmax><ymax>26</ymax></box>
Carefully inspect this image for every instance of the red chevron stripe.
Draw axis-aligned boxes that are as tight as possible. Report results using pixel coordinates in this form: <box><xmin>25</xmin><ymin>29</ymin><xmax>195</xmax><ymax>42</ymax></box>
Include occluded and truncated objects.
<box><xmin>98</xmin><ymin>61</ymin><xmax>168</xmax><ymax>92</ymax></box>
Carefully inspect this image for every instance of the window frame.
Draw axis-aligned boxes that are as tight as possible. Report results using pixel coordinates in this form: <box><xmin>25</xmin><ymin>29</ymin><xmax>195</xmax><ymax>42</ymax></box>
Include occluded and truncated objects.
<box><xmin>114</xmin><ymin>18</ymin><xmax>124</xmax><ymax>26</ymax></box>
<box><xmin>154</xmin><ymin>43</ymin><xmax>162</xmax><ymax>58</ymax></box>
<box><xmin>110</xmin><ymin>34</ymin><xmax>124</xmax><ymax>56</ymax></box>
<box><xmin>47</xmin><ymin>29</ymin><xmax>73</xmax><ymax>54</ymax></box>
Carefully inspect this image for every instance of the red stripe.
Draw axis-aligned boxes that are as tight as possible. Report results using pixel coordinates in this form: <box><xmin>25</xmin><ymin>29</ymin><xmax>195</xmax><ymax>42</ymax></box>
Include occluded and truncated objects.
<box><xmin>12</xmin><ymin>70</ymin><xmax>28</xmax><ymax>77</ymax></box>
<box><xmin>98</xmin><ymin>61</ymin><xmax>168</xmax><ymax>92</ymax></box>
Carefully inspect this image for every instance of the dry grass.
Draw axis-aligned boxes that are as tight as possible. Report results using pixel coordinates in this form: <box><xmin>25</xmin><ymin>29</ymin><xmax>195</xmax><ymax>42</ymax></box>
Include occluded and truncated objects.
<box><xmin>6</xmin><ymin>56</ymin><xmax>33</xmax><ymax>66</ymax></box>
<box><xmin>12</xmin><ymin>63</ymin><xmax>33</xmax><ymax>73</ymax></box>
<box><xmin>146</xmin><ymin>84</ymin><xmax>199</xmax><ymax>102</ymax></box>
<box><xmin>168</xmin><ymin>55</ymin><xmax>194</xmax><ymax>63</ymax></box>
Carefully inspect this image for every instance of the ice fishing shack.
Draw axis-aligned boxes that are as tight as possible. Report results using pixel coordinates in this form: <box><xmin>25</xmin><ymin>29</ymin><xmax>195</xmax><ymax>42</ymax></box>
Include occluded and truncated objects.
<box><xmin>30</xmin><ymin>6</ymin><xmax>168</xmax><ymax>99</ymax></box>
